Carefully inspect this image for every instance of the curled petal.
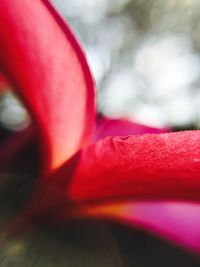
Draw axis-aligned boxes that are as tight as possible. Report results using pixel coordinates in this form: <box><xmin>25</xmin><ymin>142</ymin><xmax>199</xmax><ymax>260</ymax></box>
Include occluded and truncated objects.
<box><xmin>67</xmin><ymin>131</ymin><xmax>200</xmax><ymax>203</ymax></box>
<box><xmin>95</xmin><ymin>117</ymin><xmax>169</xmax><ymax>141</ymax></box>
<box><xmin>0</xmin><ymin>0</ymin><xmax>95</xmax><ymax>174</ymax></box>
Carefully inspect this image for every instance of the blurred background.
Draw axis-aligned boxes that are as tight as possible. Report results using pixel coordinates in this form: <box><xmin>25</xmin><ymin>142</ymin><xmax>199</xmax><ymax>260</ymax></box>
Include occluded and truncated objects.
<box><xmin>1</xmin><ymin>0</ymin><xmax>200</xmax><ymax>266</ymax></box>
<box><xmin>52</xmin><ymin>0</ymin><xmax>200</xmax><ymax>130</ymax></box>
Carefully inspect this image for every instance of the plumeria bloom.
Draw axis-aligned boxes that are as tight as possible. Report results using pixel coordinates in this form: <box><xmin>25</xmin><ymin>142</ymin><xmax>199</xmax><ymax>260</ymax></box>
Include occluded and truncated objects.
<box><xmin>0</xmin><ymin>0</ymin><xmax>200</xmax><ymax>256</ymax></box>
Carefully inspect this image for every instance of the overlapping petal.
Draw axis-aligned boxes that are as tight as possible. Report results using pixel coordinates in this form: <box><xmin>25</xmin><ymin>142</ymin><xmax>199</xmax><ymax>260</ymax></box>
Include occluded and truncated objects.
<box><xmin>67</xmin><ymin>131</ymin><xmax>200</xmax><ymax>203</ymax></box>
<box><xmin>0</xmin><ymin>0</ymin><xmax>95</xmax><ymax>174</ymax></box>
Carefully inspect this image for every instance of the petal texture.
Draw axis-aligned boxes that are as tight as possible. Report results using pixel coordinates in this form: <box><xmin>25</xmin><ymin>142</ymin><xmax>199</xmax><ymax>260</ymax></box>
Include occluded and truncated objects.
<box><xmin>67</xmin><ymin>131</ymin><xmax>200</xmax><ymax>203</ymax></box>
<box><xmin>0</xmin><ymin>0</ymin><xmax>95</xmax><ymax>174</ymax></box>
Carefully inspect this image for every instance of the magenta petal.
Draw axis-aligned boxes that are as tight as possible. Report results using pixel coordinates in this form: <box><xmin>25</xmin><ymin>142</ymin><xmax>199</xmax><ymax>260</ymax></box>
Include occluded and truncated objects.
<box><xmin>94</xmin><ymin>117</ymin><xmax>169</xmax><ymax>141</ymax></box>
<box><xmin>84</xmin><ymin>201</ymin><xmax>200</xmax><ymax>253</ymax></box>
<box><xmin>0</xmin><ymin>0</ymin><xmax>95</xmax><ymax>174</ymax></box>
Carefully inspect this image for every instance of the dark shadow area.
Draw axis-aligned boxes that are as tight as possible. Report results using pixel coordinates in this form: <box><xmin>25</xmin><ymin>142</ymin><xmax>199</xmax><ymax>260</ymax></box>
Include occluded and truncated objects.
<box><xmin>110</xmin><ymin>222</ymin><xmax>200</xmax><ymax>267</ymax></box>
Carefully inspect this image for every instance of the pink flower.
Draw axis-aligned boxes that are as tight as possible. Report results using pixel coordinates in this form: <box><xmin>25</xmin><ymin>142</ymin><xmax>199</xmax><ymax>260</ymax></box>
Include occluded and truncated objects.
<box><xmin>0</xmin><ymin>0</ymin><xmax>200</xmax><ymax>253</ymax></box>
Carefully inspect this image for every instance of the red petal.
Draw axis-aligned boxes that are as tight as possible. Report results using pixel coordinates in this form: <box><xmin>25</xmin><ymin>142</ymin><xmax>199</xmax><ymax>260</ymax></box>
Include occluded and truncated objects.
<box><xmin>0</xmin><ymin>0</ymin><xmax>95</xmax><ymax>174</ymax></box>
<box><xmin>94</xmin><ymin>116</ymin><xmax>169</xmax><ymax>141</ymax></box>
<box><xmin>84</xmin><ymin>201</ymin><xmax>200</xmax><ymax>253</ymax></box>
<box><xmin>67</xmin><ymin>131</ymin><xmax>200</xmax><ymax>203</ymax></box>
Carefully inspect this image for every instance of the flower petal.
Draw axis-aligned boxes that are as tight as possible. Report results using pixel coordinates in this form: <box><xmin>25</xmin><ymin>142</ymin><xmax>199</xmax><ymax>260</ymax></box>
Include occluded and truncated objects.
<box><xmin>67</xmin><ymin>131</ymin><xmax>200</xmax><ymax>203</ymax></box>
<box><xmin>94</xmin><ymin>117</ymin><xmax>169</xmax><ymax>141</ymax></box>
<box><xmin>85</xmin><ymin>201</ymin><xmax>200</xmax><ymax>253</ymax></box>
<box><xmin>0</xmin><ymin>0</ymin><xmax>95</xmax><ymax>174</ymax></box>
